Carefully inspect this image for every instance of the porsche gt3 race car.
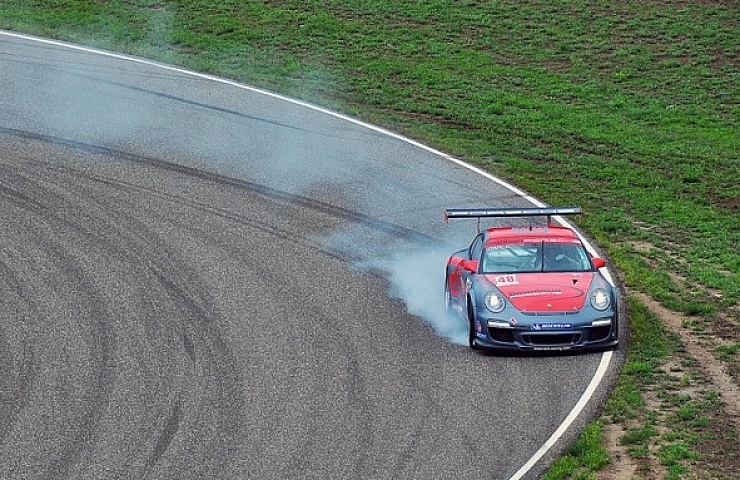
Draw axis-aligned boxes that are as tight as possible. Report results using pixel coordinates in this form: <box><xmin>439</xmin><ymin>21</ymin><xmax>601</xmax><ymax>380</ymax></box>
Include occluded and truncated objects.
<box><xmin>444</xmin><ymin>207</ymin><xmax>619</xmax><ymax>352</ymax></box>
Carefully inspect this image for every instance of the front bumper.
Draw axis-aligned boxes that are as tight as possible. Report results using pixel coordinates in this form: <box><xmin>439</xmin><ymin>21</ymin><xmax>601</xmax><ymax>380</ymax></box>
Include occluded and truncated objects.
<box><xmin>472</xmin><ymin>316</ymin><xmax>619</xmax><ymax>352</ymax></box>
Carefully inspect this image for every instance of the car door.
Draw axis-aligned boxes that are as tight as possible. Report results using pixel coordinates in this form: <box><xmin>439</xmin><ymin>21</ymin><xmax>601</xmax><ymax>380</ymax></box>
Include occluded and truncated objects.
<box><xmin>449</xmin><ymin>234</ymin><xmax>483</xmax><ymax>307</ymax></box>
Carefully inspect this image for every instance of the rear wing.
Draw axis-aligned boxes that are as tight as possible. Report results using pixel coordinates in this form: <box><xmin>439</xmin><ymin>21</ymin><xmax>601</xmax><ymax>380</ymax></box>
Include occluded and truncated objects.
<box><xmin>444</xmin><ymin>206</ymin><xmax>582</xmax><ymax>231</ymax></box>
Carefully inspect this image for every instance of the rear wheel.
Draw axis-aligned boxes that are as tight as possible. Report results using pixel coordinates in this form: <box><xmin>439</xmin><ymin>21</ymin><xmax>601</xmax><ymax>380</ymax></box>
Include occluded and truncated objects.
<box><xmin>444</xmin><ymin>277</ymin><xmax>452</xmax><ymax>314</ymax></box>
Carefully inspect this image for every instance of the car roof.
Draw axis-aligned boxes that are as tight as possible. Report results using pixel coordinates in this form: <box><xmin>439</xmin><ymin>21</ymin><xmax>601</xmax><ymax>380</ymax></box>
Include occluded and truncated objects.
<box><xmin>484</xmin><ymin>225</ymin><xmax>581</xmax><ymax>247</ymax></box>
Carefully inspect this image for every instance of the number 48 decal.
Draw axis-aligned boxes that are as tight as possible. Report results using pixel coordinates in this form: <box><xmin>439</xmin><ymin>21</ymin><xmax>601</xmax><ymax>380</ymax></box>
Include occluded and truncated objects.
<box><xmin>495</xmin><ymin>275</ymin><xmax>519</xmax><ymax>286</ymax></box>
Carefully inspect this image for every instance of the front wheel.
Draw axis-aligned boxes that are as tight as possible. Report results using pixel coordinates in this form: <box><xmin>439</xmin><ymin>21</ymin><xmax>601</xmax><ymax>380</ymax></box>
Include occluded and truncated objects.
<box><xmin>467</xmin><ymin>301</ymin><xmax>478</xmax><ymax>349</ymax></box>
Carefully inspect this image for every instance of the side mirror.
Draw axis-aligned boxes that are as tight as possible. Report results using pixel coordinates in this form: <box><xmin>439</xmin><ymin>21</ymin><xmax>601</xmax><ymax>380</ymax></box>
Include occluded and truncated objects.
<box><xmin>592</xmin><ymin>257</ymin><xmax>606</xmax><ymax>269</ymax></box>
<box><xmin>461</xmin><ymin>259</ymin><xmax>479</xmax><ymax>273</ymax></box>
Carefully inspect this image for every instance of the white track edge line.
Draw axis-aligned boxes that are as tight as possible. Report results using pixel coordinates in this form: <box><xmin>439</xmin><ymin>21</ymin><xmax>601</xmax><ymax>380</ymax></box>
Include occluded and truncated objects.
<box><xmin>1</xmin><ymin>29</ymin><xmax>614</xmax><ymax>479</ymax></box>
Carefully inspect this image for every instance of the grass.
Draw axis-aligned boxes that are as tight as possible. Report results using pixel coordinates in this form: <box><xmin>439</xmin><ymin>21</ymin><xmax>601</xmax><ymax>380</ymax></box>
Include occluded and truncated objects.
<box><xmin>543</xmin><ymin>421</ymin><xmax>609</xmax><ymax>480</ymax></box>
<box><xmin>714</xmin><ymin>342</ymin><xmax>740</xmax><ymax>362</ymax></box>
<box><xmin>595</xmin><ymin>298</ymin><xmax>727</xmax><ymax>478</ymax></box>
<box><xmin>1</xmin><ymin>1</ymin><xmax>737</xmax><ymax>478</ymax></box>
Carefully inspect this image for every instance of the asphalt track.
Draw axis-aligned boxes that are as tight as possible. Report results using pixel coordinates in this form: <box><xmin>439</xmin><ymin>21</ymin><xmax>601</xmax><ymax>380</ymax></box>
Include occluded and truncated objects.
<box><xmin>0</xmin><ymin>32</ymin><xmax>625</xmax><ymax>480</ymax></box>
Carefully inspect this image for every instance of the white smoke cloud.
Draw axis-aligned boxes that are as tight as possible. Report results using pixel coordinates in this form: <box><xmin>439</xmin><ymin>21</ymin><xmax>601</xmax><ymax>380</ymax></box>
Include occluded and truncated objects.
<box><xmin>351</xmin><ymin>242</ymin><xmax>468</xmax><ymax>346</ymax></box>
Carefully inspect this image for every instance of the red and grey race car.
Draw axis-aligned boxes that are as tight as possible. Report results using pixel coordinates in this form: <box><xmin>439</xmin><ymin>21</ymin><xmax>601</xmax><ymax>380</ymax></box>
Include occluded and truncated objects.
<box><xmin>444</xmin><ymin>207</ymin><xmax>619</xmax><ymax>352</ymax></box>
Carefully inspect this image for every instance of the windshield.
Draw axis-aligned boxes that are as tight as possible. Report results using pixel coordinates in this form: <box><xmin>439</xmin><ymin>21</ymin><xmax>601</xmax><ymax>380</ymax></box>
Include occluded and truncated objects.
<box><xmin>481</xmin><ymin>241</ymin><xmax>592</xmax><ymax>273</ymax></box>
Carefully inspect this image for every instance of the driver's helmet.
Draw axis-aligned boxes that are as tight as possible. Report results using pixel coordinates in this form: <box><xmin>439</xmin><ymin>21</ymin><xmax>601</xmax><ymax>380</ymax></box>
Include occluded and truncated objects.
<box><xmin>544</xmin><ymin>243</ymin><xmax>570</xmax><ymax>267</ymax></box>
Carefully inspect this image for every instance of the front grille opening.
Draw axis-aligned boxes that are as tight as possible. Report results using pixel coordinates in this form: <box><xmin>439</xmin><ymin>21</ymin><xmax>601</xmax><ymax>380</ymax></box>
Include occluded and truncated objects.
<box><xmin>587</xmin><ymin>325</ymin><xmax>612</xmax><ymax>341</ymax></box>
<box><xmin>488</xmin><ymin>327</ymin><xmax>515</xmax><ymax>343</ymax></box>
<box><xmin>522</xmin><ymin>333</ymin><xmax>580</xmax><ymax>345</ymax></box>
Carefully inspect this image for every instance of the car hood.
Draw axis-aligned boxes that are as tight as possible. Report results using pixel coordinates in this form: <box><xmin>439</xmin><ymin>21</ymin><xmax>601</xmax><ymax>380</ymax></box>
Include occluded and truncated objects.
<box><xmin>484</xmin><ymin>272</ymin><xmax>594</xmax><ymax>312</ymax></box>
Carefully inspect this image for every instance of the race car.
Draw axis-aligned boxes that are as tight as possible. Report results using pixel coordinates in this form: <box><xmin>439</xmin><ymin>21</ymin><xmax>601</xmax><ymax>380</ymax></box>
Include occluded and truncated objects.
<box><xmin>444</xmin><ymin>206</ymin><xmax>619</xmax><ymax>352</ymax></box>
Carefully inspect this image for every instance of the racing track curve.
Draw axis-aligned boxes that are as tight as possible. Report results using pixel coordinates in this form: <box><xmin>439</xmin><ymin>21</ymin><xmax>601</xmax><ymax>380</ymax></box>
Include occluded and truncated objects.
<box><xmin>0</xmin><ymin>32</ymin><xmax>625</xmax><ymax>480</ymax></box>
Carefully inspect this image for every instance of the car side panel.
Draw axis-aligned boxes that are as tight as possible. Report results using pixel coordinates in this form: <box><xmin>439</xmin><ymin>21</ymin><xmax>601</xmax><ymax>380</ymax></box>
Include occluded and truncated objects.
<box><xmin>446</xmin><ymin>250</ymin><xmax>469</xmax><ymax>312</ymax></box>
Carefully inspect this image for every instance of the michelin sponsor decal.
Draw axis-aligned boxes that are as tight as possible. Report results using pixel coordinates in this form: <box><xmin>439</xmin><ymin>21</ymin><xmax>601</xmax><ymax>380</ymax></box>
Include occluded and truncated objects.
<box><xmin>531</xmin><ymin>322</ymin><xmax>573</xmax><ymax>330</ymax></box>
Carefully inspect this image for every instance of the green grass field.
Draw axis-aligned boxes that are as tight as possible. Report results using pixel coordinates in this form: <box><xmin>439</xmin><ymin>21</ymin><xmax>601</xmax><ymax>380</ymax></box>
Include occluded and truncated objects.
<box><xmin>2</xmin><ymin>1</ymin><xmax>737</xmax><ymax>478</ymax></box>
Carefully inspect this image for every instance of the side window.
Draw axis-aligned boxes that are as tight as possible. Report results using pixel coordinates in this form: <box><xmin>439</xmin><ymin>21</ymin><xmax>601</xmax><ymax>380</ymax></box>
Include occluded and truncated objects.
<box><xmin>469</xmin><ymin>234</ymin><xmax>484</xmax><ymax>261</ymax></box>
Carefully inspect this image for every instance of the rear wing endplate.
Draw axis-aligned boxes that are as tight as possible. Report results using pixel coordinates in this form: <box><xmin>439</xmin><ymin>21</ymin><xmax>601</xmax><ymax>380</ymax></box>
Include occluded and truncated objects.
<box><xmin>444</xmin><ymin>206</ymin><xmax>582</xmax><ymax>231</ymax></box>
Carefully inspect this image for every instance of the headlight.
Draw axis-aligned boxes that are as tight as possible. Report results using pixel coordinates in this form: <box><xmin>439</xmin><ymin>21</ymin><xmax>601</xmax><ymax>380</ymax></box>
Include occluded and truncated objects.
<box><xmin>590</xmin><ymin>288</ymin><xmax>611</xmax><ymax>311</ymax></box>
<box><xmin>484</xmin><ymin>292</ymin><xmax>506</xmax><ymax>313</ymax></box>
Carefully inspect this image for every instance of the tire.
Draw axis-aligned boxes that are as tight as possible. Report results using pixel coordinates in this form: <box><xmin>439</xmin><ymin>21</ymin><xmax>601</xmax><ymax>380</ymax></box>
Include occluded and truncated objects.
<box><xmin>467</xmin><ymin>300</ymin><xmax>478</xmax><ymax>349</ymax></box>
<box><xmin>444</xmin><ymin>277</ymin><xmax>452</xmax><ymax>314</ymax></box>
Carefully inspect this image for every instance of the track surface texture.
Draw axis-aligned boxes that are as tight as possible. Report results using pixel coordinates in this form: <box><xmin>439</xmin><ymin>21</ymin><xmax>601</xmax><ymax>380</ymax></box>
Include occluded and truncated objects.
<box><xmin>0</xmin><ymin>34</ymin><xmax>624</xmax><ymax>480</ymax></box>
